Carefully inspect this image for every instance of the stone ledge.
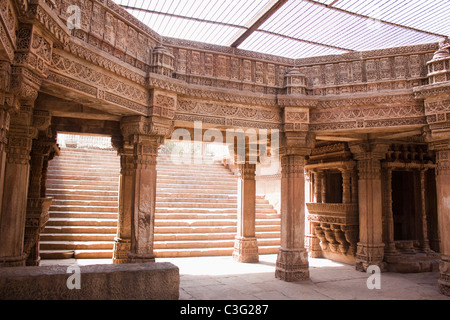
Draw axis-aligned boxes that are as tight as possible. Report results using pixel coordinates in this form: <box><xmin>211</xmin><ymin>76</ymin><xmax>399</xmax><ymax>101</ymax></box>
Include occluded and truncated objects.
<box><xmin>0</xmin><ymin>262</ymin><xmax>179</xmax><ymax>300</ymax></box>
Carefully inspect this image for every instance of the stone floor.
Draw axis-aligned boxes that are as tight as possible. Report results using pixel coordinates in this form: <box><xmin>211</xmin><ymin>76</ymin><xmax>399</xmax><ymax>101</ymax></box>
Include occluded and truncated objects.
<box><xmin>41</xmin><ymin>254</ymin><xmax>449</xmax><ymax>300</ymax></box>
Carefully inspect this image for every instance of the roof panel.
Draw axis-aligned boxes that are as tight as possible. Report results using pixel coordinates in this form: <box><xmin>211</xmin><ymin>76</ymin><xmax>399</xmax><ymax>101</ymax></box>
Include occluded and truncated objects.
<box><xmin>116</xmin><ymin>0</ymin><xmax>448</xmax><ymax>59</ymax></box>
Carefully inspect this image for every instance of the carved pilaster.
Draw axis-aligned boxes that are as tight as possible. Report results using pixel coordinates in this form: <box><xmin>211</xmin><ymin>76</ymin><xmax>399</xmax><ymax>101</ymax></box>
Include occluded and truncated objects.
<box><xmin>432</xmin><ymin>141</ymin><xmax>450</xmax><ymax>296</ymax></box>
<box><xmin>0</xmin><ymin>105</ymin><xmax>37</xmax><ymax>267</ymax></box>
<box><xmin>349</xmin><ymin>141</ymin><xmax>389</xmax><ymax>272</ymax></box>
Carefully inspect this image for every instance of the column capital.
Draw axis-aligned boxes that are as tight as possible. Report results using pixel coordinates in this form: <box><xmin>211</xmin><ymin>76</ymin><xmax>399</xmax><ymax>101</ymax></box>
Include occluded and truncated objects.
<box><xmin>349</xmin><ymin>141</ymin><xmax>389</xmax><ymax>180</ymax></box>
<box><xmin>278</xmin><ymin>131</ymin><xmax>315</xmax><ymax>157</ymax></box>
<box><xmin>120</xmin><ymin>115</ymin><xmax>173</xmax><ymax>143</ymax></box>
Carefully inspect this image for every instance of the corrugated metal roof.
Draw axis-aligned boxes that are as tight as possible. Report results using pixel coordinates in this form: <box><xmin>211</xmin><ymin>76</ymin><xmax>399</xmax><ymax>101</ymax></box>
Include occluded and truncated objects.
<box><xmin>116</xmin><ymin>0</ymin><xmax>449</xmax><ymax>59</ymax></box>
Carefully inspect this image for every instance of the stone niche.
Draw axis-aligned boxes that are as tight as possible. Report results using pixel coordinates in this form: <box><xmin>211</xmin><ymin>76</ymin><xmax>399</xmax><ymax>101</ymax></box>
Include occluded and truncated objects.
<box><xmin>0</xmin><ymin>262</ymin><xmax>179</xmax><ymax>300</ymax></box>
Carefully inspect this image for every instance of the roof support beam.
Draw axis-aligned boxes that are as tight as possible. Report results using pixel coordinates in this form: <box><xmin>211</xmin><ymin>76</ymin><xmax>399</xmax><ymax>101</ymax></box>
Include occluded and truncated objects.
<box><xmin>228</xmin><ymin>0</ymin><xmax>288</xmax><ymax>48</ymax></box>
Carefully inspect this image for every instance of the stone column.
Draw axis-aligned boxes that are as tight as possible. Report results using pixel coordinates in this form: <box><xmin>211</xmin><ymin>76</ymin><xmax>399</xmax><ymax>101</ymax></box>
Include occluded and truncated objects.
<box><xmin>24</xmin><ymin>125</ymin><xmax>56</xmax><ymax>266</ymax></box>
<box><xmin>233</xmin><ymin>162</ymin><xmax>258</xmax><ymax>263</ymax></box>
<box><xmin>121</xmin><ymin>116</ymin><xmax>170</xmax><ymax>263</ymax></box>
<box><xmin>341</xmin><ymin>169</ymin><xmax>351</xmax><ymax>204</ymax></box>
<box><xmin>0</xmin><ymin>107</ymin><xmax>10</xmax><ymax>213</ymax></box>
<box><xmin>275</xmin><ymin>134</ymin><xmax>312</xmax><ymax>281</ymax></box>
<box><xmin>434</xmin><ymin>145</ymin><xmax>450</xmax><ymax>295</ymax></box>
<box><xmin>381</xmin><ymin>166</ymin><xmax>397</xmax><ymax>255</ymax></box>
<box><xmin>419</xmin><ymin>168</ymin><xmax>432</xmax><ymax>252</ymax></box>
<box><xmin>314</xmin><ymin>170</ymin><xmax>323</xmax><ymax>204</ymax></box>
<box><xmin>127</xmin><ymin>134</ymin><xmax>162</xmax><ymax>263</ymax></box>
<box><xmin>113</xmin><ymin>142</ymin><xmax>133</xmax><ymax>264</ymax></box>
<box><xmin>0</xmin><ymin>105</ymin><xmax>37</xmax><ymax>267</ymax></box>
<box><xmin>349</xmin><ymin>141</ymin><xmax>389</xmax><ymax>272</ymax></box>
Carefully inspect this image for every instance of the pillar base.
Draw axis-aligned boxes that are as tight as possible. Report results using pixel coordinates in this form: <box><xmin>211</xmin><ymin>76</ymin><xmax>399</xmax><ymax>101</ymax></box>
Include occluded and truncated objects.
<box><xmin>0</xmin><ymin>254</ymin><xmax>26</xmax><ymax>268</ymax></box>
<box><xmin>355</xmin><ymin>243</ymin><xmax>386</xmax><ymax>272</ymax></box>
<box><xmin>439</xmin><ymin>255</ymin><xmax>450</xmax><ymax>296</ymax></box>
<box><xmin>112</xmin><ymin>238</ymin><xmax>131</xmax><ymax>264</ymax></box>
<box><xmin>275</xmin><ymin>248</ymin><xmax>309</xmax><ymax>282</ymax></box>
<box><xmin>232</xmin><ymin>237</ymin><xmax>259</xmax><ymax>263</ymax></box>
<box><xmin>127</xmin><ymin>252</ymin><xmax>156</xmax><ymax>263</ymax></box>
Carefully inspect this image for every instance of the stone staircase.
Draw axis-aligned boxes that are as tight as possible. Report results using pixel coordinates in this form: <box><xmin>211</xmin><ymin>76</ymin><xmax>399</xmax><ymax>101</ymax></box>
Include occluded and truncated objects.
<box><xmin>40</xmin><ymin>147</ymin><xmax>281</xmax><ymax>259</ymax></box>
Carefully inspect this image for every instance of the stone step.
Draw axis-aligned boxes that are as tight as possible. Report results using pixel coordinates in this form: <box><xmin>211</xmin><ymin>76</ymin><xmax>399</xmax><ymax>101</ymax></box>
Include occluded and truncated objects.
<box><xmin>51</xmin><ymin>199</ymin><xmax>119</xmax><ymax>207</ymax></box>
<box><xmin>48</xmin><ymin>212</ymin><xmax>118</xmax><ymax>219</ymax></box>
<box><xmin>46</xmin><ymin>184</ymin><xmax>119</xmax><ymax>191</ymax></box>
<box><xmin>50</xmin><ymin>205</ymin><xmax>118</xmax><ymax>213</ymax></box>
<box><xmin>155</xmin><ymin>208</ymin><xmax>277</xmax><ymax>214</ymax></box>
<box><xmin>155</xmin><ymin>225</ymin><xmax>280</xmax><ymax>234</ymax></box>
<box><xmin>40</xmin><ymin>250</ymin><xmax>113</xmax><ymax>259</ymax></box>
<box><xmin>47</xmin><ymin>174</ymin><xmax>120</xmax><ymax>181</ymax></box>
<box><xmin>154</xmin><ymin>238</ymin><xmax>280</xmax><ymax>250</ymax></box>
<box><xmin>153</xmin><ymin>246</ymin><xmax>279</xmax><ymax>258</ymax></box>
<box><xmin>156</xmin><ymin>188</ymin><xmax>237</xmax><ymax>195</ymax></box>
<box><xmin>155</xmin><ymin>202</ymin><xmax>272</xmax><ymax>208</ymax></box>
<box><xmin>46</xmin><ymin>189</ymin><xmax>118</xmax><ymax>197</ymax></box>
<box><xmin>43</xmin><ymin>225</ymin><xmax>117</xmax><ymax>234</ymax></box>
<box><xmin>155</xmin><ymin>213</ymin><xmax>280</xmax><ymax>220</ymax></box>
<box><xmin>46</xmin><ymin>218</ymin><xmax>118</xmax><ymax>227</ymax></box>
<box><xmin>41</xmin><ymin>233</ymin><xmax>116</xmax><ymax>242</ymax></box>
<box><xmin>40</xmin><ymin>241</ymin><xmax>114</xmax><ymax>250</ymax></box>
<box><xmin>41</xmin><ymin>146</ymin><xmax>281</xmax><ymax>259</ymax></box>
<box><xmin>47</xmin><ymin>179</ymin><xmax>119</xmax><ymax>187</ymax></box>
<box><xmin>46</xmin><ymin>194</ymin><xmax>119</xmax><ymax>201</ymax></box>
<box><xmin>156</xmin><ymin>177</ymin><xmax>237</xmax><ymax>184</ymax></box>
<box><xmin>154</xmin><ymin>231</ymin><xmax>280</xmax><ymax>241</ymax></box>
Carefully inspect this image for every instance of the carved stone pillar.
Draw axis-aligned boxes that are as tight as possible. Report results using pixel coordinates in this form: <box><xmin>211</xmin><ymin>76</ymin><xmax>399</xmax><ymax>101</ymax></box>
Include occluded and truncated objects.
<box><xmin>381</xmin><ymin>167</ymin><xmax>397</xmax><ymax>255</ymax></box>
<box><xmin>341</xmin><ymin>169</ymin><xmax>351</xmax><ymax>204</ymax></box>
<box><xmin>275</xmin><ymin>131</ymin><xmax>313</xmax><ymax>281</ymax></box>
<box><xmin>233</xmin><ymin>162</ymin><xmax>258</xmax><ymax>263</ymax></box>
<box><xmin>0</xmin><ymin>61</ymin><xmax>18</xmax><ymax>215</ymax></box>
<box><xmin>419</xmin><ymin>168</ymin><xmax>432</xmax><ymax>252</ymax></box>
<box><xmin>314</xmin><ymin>170</ymin><xmax>323</xmax><ymax>203</ymax></box>
<box><xmin>24</xmin><ymin>118</ymin><xmax>57</xmax><ymax>266</ymax></box>
<box><xmin>0</xmin><ymin>105</ymin><xmax>37</xmax><ymax>267</ymax></box>
<box><xmin>434</xmin><ymin>144</ymin><xmax>450</xmax><ymax>295</ymax></box>
<box><xmin>351</xmin><ymin>170</ymin><xmax>358</xmax><ymax>204</ymax></box>
<box><xmin>349</xmin><ymin>141</ymin><xmax>389</xmax><ymax>272</ymax></box>
<box><xmin>113</xmin><ymin>142</ymin><xmax>133</xmax><ymax>264</ymax></box>
<box><xmin>121</xmin><ymin>116</ymin><xmax>170</xmax><ymax>263</ymax></box>
<box><xmin>275</xmin><ymin>153</ymin><xmax>310</xmax><ymax>281</ymax></box>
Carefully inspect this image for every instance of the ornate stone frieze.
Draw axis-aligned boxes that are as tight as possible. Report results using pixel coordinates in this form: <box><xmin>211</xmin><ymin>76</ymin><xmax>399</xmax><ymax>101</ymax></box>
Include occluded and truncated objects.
<box><xmin>307</xmin><ymin>203</ymin><xmax>358</xmax><ymax>225</ymax></box>
<box><xmin>0</xmin><ymin>0</ymin><xmax>18</xmax><ymax>62</ymax></box>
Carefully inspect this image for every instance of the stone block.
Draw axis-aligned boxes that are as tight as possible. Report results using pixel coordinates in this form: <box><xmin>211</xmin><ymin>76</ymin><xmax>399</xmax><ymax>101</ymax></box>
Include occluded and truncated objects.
<box><xmin>0</xmin><ymin>262</ymin><xmax>179</xmax><ymax>300</ymax></box>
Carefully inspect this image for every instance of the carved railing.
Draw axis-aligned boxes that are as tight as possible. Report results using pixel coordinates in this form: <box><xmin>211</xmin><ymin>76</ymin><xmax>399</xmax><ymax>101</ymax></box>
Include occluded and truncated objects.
<box><xmin>307</xmin><ymin>203</ymin><xmax>358</xmax><ymax>257</ymax></box>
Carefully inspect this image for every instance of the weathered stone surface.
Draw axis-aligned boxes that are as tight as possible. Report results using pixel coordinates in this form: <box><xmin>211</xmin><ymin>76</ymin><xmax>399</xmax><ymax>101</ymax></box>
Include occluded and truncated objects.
<box><xmin>0</xmin><ymin>262</ymin><xmax>179</xmax><ymax>300</ymax></box>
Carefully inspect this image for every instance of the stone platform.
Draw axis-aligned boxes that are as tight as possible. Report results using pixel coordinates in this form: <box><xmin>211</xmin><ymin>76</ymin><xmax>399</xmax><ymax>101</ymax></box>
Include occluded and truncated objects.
<box><xmin>0</xmin><ymin>262</ymin><xmax>179</xmax><ymax>300</ymax></box>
